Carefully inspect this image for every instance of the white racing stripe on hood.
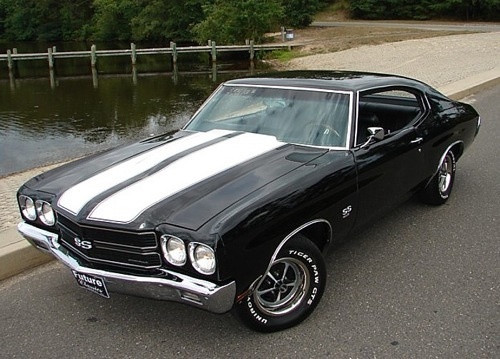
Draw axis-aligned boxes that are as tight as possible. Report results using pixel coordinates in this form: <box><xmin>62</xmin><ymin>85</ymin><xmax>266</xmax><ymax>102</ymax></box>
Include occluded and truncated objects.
<box><xmin>88</xmin><ymin>132</ymin><xmax>284</xmax><ymax>224</ymax></box>
<box><xmin>58</xmin><ymin>130</ymin><xmax>233</xmax><ymax>215</ymax></box>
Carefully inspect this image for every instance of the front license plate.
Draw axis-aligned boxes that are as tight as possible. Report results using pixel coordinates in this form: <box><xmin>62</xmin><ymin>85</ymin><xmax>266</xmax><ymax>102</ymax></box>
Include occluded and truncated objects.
<box><xmin>72</xmin><ymin>270</ymin><xmax>110</xmax><ymax>299</ymax></box>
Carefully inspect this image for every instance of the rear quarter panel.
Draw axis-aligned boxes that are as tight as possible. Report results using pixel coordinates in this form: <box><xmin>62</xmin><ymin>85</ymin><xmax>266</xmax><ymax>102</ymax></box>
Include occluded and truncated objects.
<box><xmin>419</xmin><ymin>93</ymin><xmax>480</xmax><ymax>182</ymax></box>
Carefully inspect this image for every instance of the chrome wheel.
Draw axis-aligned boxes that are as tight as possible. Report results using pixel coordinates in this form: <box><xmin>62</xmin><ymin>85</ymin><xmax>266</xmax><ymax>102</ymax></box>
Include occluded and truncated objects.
<box><xmin>438</xmin><ymin>154</ymin><xmax>453</xmax><ymax>194</ymax></box>
<box><xmin>234</xmin><ymin>234</ymin><xmax>326</xmax><ymax>332</ymax></box>
<box><xmin>419</xmin><ymin>149</ymin><xmax>456</xmax><ymax>205</ymax></box>
<box><xmin>254</xmin><ymin>258</ymin><xmax>309</xmax><ymax>316</ymax></box>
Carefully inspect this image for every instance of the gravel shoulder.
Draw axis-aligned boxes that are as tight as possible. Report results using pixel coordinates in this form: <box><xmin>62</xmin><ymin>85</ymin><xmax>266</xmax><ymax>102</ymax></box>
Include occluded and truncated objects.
<box><xmin>283</xmin><ymin>31</ymin><xmax>500</xmax><ymax>90</ymax></box>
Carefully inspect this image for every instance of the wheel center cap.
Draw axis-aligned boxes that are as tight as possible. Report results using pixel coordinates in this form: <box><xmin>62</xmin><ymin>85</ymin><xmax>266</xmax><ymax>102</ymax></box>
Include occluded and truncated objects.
<box><xmin>275</xmin><ymin>281</ymin><xmax>288</xmax><ymax>293</ymax></box>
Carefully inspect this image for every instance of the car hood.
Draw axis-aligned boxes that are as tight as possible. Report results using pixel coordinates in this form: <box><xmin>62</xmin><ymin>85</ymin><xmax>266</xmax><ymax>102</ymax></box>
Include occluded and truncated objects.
<box><xmin>23</xmin><ymin>130</ymin><xmax>328</xmax><ymax>231</ymax></box>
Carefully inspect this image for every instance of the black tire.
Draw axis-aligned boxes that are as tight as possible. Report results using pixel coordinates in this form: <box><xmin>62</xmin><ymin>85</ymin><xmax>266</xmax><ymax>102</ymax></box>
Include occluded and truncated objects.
<box><xmin>233</xmin><ymin>234</ymin><xmax>326</xmax><ymax>332</ymax></box>
<box><xmin>419</xmin><ymin>149</ymin><xmax>456</xmax><ymax>205</ymax></box>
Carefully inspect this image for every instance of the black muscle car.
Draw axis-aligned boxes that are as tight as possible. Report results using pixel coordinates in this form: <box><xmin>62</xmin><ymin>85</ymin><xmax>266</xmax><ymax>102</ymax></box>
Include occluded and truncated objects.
<box><xmin>17</xmin><ymin>71</ymin><xmax>480</xmax><ymax>332</ymax></box>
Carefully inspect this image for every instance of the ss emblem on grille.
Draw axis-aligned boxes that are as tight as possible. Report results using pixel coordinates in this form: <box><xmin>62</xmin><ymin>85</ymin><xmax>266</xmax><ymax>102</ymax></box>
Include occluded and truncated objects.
<box><xmin>74</xmin><ymin>237</ymin><xmax>92</xmax><ymax>250</ymax></box>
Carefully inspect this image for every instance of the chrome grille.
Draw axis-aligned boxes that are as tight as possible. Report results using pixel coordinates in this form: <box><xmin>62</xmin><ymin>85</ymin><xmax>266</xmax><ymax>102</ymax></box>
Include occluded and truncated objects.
<box><xmin>58</xmin><ymin>215</ymin><xmax>161</xmax><ymax>269</ymax></box>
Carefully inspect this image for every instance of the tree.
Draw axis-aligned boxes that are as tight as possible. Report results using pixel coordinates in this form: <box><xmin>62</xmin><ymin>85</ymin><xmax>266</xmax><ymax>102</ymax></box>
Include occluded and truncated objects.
<box><xmin>91</xmin><ymin>0</ymin><xmax>141</xmax><ymax>41</ymax></box>
<box><xmin>430</xmin><ymin>0</ymin><xmax>500</xmax><ymax>21</ymax></box>
<box><xmin>350</xmin><ymin>0</ymin><xmax>500</xmax><ymax>20</ymax></box>
<box><xmin>282</xmin><ymin>0</ymin><xmax>321</xmax><ymax>27</ymax></box>
<box><xmin>0</xmin><ymin>0</ymin><xmax>93</xmax><ymax>41</ymax></box>
<box><xmin>59</xmin><ymin>0</ymin><xmax>94</xmax><ymax>40</ymax></box>
<box><xmin>131</xmin><ymin>0</ymin><xmax>205</xmax><ymax>42</ymax></box>
<box><xmin>1</xmin><ymin>0</ymin><xmax>42</xmax><ymax>40</ymax></box>
<box><xmin>192</xmin><ymin>0</ymin><xmax>283</xmax><ymax>44</ymax></box>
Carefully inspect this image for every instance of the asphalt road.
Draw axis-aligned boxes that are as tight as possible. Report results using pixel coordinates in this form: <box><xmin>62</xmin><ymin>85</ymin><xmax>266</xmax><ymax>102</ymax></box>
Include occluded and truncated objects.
<box><xmin>312</xmin><ymin>20</ymin><xmax>500</xmax><ymax>33</ymax></box>
<box><xmin>1</xmin><ymin>86</ymin><xmax>498</xmax><ymax>358</ymax></box>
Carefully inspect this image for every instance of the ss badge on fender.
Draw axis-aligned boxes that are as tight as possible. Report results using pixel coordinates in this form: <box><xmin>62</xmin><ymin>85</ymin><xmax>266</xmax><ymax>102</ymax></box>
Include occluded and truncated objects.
<box><xmin>342</xmin><ymin>205</ymin><xmax>353</xmax><ymax>219</ymax></box>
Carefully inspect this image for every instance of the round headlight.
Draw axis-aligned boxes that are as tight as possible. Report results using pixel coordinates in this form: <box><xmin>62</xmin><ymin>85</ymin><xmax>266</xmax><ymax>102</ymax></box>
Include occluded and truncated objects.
<box><xmin>161</xmin><ymin>235</ymin><xmax>186</xmax><ymax>266</ymax></box>
<box><xmin>36</xmin><ymin>200</ymin><xmax>56</xmax><ymax>226</ymax></box>
<box><xmin>189</xmin><ymin>243</ymin><xmax>216</xmax><ymax>275</ymax></box>
<box><xmin>19</xmin><ymin>196</ymin><xmax>37</xmax><ymax>221</ymax></box>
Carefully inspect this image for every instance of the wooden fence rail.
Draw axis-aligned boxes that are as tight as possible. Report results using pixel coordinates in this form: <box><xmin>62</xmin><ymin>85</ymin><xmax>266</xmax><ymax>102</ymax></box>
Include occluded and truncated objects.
<box><xmin>0</xmin><ymin>41</ymin><xmax>295</xmax><ymax>76</ymax></box>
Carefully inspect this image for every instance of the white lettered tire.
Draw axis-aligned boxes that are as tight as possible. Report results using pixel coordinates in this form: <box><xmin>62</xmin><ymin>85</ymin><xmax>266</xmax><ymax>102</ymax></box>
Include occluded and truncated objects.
<box><xmin>419</xmin><ymin>149</ymin><xmax>456</xmax><ymax>205</ymax></box>
<box><xmin>234</xmin><ymin>234</ymin><xmax>326</xmax><ymax>332</ymax></box>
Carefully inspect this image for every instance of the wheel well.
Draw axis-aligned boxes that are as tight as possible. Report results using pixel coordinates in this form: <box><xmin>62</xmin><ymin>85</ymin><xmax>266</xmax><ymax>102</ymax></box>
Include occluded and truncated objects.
<box><xmin>298</xmin><ymin>220</ymin><xmax>332</xmax><ymax>254</ymax></box>
<box><xmin>450</xmin><ymin>142</ymin><xmax>464</xmax><ymax>161</ymax></box>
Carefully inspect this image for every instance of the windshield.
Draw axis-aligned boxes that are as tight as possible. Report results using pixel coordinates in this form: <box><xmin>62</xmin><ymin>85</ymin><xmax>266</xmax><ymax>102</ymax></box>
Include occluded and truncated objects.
<box><xmin>185</xmin><ymin>85</ymin><xmax>352</xmax><ymax>148</ymax></box>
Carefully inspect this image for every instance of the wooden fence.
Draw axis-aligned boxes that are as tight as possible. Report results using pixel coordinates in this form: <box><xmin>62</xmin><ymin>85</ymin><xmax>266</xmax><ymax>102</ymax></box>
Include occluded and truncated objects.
<box><xmin>0</xmin><ymin>41</ymin><xmax>295</xmax><ymax>77</ymax></box>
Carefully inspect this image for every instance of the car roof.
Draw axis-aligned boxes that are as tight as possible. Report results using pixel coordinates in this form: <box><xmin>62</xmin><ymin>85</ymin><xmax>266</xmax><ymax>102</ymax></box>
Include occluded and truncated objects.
<box><xmin>224</xmin><ymin>70</ymin><xmax>429</xmax><ymax>93</ymax></box>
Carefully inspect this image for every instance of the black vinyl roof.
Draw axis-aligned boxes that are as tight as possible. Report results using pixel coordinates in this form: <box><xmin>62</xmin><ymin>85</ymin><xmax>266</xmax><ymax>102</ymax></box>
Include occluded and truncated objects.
<box><xmin>225</xmin><ymin>70</ymin><xmax>432</xmax><ymax>93</ymax></box>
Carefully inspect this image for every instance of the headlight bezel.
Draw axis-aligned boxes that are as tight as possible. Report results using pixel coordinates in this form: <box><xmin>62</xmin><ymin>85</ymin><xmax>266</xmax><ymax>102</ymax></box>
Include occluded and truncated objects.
<box><xmin>160</xmin><ymin>235</ymin><xmax>187</xmax><ymax>266</ymax></box>
<box><xmin>189</xmin><ymin>243</ymin><xmax>216</xmax><ymax>275</ymax></box>
<box><xmin>18</xmin><ymin>193</ymin><xmax>57</xmax><ymax>227</ymax></box>
<box><xmin>19</xmin><ymin>195</ymin><xmax>37</xmax><ymax>221</ymax></box>
<box><xmin>35</xmin><ymin>200</ymin><xmax>56</xmax><ymax>226</ymax></box>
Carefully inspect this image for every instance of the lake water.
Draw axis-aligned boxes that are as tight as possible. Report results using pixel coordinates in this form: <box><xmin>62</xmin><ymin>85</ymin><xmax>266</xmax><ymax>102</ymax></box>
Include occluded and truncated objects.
<box><xmin>0</xmin><ymin>62</ymin><xmax>263</xmax><ymax>177</ymax></box>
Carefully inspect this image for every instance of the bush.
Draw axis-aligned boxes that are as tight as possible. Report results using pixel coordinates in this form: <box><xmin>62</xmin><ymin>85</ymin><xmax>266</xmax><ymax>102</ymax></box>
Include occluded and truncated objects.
<box><xmin>192</xmin><ymin>0</ymin><xmax>283</xmax><ymax>44</ymax></box>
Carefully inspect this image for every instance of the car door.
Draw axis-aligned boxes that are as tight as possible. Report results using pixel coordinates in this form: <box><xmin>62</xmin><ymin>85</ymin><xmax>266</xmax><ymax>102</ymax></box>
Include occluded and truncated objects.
<box><xmin>352</xmin><ymin>87</ymin><xmax>428</xmax><ymax>226</ymax></box>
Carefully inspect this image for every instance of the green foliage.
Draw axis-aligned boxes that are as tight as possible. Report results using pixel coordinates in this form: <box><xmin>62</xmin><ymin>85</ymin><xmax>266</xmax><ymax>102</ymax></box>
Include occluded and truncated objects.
<box><xmin>282</xmin><ymin>0</ymin><xmax>321</xmax><ymax>27</ymax></box>
<box><xmin>130</xmin><ymin>0</ymin><xmax>205</xmax><ymax>42</ymax></box>
<box><xmin>91</xmin><ymin>0</ymin><xmax>140</xmax><ymax>41</ymax></box>
<box><xmin>1</xmin><ymin>0</ymin><xmax>498</xmax><ymax>43</ymax></box>
<box><xmin>192</xmin><ymin>0</ymin><xmax>283</xmax><ymax>44</ymax></box>
<box><xmin>350</xmin><ymin>0</ymin><xmax>431</xmax><ymax>20</ymax></box>
<box><xmin>0</xmin><ymin>0</ymin><xmax>93</xmax><ymax>41</ymax></box>
<box><xmin>430</xmin><ymin>0</ymin><xmax>500</xmax><ymax>21</ymax></box>
<box><xmin>265</xmin><ymin>49</ymin><xmax>300</xmax><ymax>62</ymax></box>
<box><xmin>350</xmin><ymin>0</ymin><xmax>500</xmax><ymax>20</ymax></box>
<box><xmin>1</xmin><ymin>0</ymin><xmax>41</xmax><ymax>40</ymax></box>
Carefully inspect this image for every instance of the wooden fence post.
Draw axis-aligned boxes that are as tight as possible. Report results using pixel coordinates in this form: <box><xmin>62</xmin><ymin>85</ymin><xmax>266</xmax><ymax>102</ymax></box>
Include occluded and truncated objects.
<box><xmin>170</xmin><ymin>42</ymin><xmax>178</xmax><ymax>64</ymax></box>
<box><xmin>249</xmin><ymin>40</ymin><xmax>255</xmax><ymax>61</ymax></box>
<box><xmin>91</xmin><ymin>44</ymin><xmax>97</xmax><ymax>68</ymax></box>
<box><xmin>48</xmin><ymin>47</ymin><xmax>54</xmax><ymax>69</ymax></box>
<box><xmin>211</xmin><ymin>41</ymin><xmax>217</xmax><ymax>62</ymax></box>
<box><xmin>131</xmin><ymin>43</ymin><xmax>137</xmax><ymax>66</ymax></box>
<box><xmin>7</xmin><ymin>50</ymin><xmax>13</xmax><ymax>71</ymax></box>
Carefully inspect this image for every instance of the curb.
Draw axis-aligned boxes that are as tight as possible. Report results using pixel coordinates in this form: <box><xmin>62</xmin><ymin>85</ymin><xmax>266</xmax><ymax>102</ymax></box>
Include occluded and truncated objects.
<box><xmin>0</xmin><ymin>227</ymin><xmax>52</xmax><ymax>281</ymax></box>
<box><xmin>1</xmin><ymin>70</ymin><xmax>499</xmax><ymax>282</ymax></box>
<box><xmin>442</xmin><ymin>67</ymin><xmax>500</xmax><ymax>100</ymax></box>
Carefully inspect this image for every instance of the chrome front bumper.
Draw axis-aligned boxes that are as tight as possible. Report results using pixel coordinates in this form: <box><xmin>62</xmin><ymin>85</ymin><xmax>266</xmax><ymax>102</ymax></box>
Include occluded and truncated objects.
<box><xmin>18</xmin><ymin>222</ymin><xmax>236</xmax><ymax>314</ymax></box>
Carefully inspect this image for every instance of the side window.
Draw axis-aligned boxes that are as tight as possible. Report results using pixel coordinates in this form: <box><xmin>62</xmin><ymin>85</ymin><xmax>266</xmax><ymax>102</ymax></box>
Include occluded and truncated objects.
<box><xmin>356</xmin><ymin>88</ymin><xmax>424</xmax><ymax>145</ymax></box>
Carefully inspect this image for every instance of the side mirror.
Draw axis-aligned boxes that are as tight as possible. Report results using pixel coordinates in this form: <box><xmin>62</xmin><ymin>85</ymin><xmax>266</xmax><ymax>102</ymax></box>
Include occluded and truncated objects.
<box><xmin>367</xmin><ymin>126</ymin><xmax>385</xmax><ymax>141</ymax></box>
<box><xmin>360</xmin><ymin>127</ymin><xmax>385</xmax><ymax>149</ymax></box>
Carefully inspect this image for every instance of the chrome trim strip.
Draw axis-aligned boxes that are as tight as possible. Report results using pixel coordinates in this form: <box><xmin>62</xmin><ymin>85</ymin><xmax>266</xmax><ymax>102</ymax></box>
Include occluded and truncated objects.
<box><xmin>224</xmin><ymin>83</ymin><xmax>353</xmax><ymax>95</ymax></box>
<box><xmin>18</xmin><ymin>222</ymin><xmax>236</xmax><ymax>314</ymax></box>
<box><xmin>425</xmin><ymin>140</ymin><xmax>462</xmax><ymax>187</ymax></box>
<box><xmin>267</xmin><ymin>219</ymin><xmax>332</xmax><ymax>272</ymax></box>
<box><xmin>246</xmin><ymin>219</ymin><xmax>332</xmax><ymax>295</ymax></box>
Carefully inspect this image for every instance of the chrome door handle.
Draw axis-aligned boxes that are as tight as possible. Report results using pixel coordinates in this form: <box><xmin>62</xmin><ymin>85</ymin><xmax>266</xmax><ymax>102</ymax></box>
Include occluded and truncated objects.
<box><xmin>411</xmin><ymin>137</ymin><xmax>423</xmax><ymax>144</ymax></box>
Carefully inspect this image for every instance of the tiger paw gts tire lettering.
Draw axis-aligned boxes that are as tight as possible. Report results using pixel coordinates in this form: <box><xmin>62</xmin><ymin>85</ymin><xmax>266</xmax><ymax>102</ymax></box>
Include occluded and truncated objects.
<box><xmin>234</xmin><ymin>234</ymin><xmax>326</xmax><ymax>332</ymax></box>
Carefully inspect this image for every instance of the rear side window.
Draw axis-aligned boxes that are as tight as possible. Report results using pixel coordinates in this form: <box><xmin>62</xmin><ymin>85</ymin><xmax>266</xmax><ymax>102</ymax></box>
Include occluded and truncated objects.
<box><xmin>356</xmin><ymin>88</ymin><xmax>424</xmax><ymax>145</ymax></box>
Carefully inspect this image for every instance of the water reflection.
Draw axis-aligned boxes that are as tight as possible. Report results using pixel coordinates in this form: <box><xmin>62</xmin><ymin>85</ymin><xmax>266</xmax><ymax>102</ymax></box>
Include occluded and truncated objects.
<box><xmin>0</xmin><ymin>65</ymin><xmax>259</xmax><ymax>176</ymax></box>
